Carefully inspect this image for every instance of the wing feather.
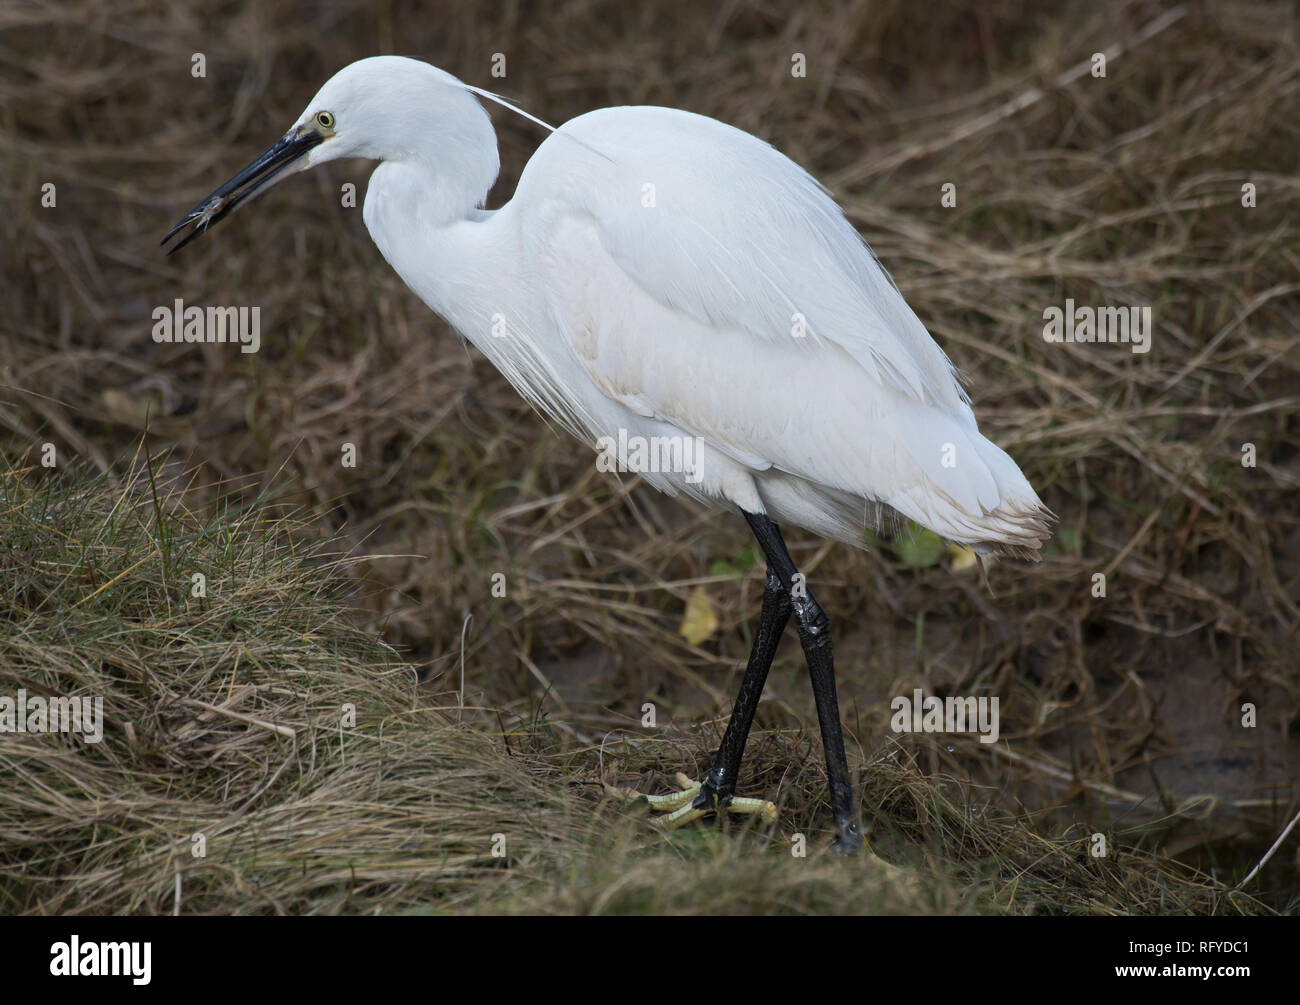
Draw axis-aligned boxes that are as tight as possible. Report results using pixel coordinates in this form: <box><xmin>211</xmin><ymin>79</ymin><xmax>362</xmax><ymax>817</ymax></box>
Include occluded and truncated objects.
<box><xmin>531</xmin><ymin>106</ymin><xmax>970</xmax><ymax>416</ymax></box>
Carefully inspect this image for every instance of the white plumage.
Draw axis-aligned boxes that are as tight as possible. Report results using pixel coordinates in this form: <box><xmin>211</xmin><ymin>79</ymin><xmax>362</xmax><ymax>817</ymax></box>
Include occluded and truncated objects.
<box><xmin>320</xmin><ymin>57</ymin><xmax>1052</xmax><ymax>557</ymax></box>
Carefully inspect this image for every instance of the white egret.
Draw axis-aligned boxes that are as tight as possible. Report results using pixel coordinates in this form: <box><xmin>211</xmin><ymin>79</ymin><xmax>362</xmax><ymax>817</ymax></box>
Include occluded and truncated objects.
<box><xmin>164</xmin><ymin>56</ymin><xmax>1053</xmax><ymax>853</ymax></box>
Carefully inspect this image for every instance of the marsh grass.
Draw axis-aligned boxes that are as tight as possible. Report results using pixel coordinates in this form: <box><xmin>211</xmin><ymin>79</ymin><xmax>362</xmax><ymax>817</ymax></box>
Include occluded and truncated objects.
<box><xmin>0</xmin><ymin>453</ymin><xmax>1264</xmax><ymax>914</ymax></box>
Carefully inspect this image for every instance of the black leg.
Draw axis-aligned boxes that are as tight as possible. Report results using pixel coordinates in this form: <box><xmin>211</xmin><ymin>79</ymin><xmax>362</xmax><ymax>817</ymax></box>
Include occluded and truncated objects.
<box><xmin>695</xmin><ymin>568</ymin><xmax>791</xmax><ymax>810</ymax></box>
<box><xmin>743</xmin><ymin>511</ymin><xmax>862</xmax><ymax>853</ymax></box>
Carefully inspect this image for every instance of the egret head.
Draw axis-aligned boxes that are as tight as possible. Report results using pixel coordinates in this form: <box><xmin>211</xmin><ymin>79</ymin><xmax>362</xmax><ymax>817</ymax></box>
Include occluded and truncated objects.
<box><xmin>163</xmin><ymin>56</ymin><xmax>498</xmax><ymax>253</ymax></box>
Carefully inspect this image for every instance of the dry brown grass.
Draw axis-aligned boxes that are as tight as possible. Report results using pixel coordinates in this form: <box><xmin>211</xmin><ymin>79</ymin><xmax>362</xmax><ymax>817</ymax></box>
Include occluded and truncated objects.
<box><xmin>0</xmin><ymin>454</ymin><xmax>1262</xmax><ymax>914</ymax></box>
<box><xmin>2</xmin><ymin>0</ymin><xmax>1298</xmax><ymax>912</ymax></box>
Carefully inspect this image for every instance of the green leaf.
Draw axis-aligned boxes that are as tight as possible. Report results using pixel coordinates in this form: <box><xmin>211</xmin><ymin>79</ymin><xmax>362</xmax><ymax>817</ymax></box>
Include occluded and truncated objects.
<box><xmin>894</xmin><ymin>527</ymin><xmax>945</xmax><ymax>567</ymax></box>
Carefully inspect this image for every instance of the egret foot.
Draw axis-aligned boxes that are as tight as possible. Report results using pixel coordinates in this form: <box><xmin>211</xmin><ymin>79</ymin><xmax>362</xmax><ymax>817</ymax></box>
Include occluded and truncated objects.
<box><xmin>611</xmin><ymin>771</ymin><xmax>777</xmax><ymax>829</ymax></box>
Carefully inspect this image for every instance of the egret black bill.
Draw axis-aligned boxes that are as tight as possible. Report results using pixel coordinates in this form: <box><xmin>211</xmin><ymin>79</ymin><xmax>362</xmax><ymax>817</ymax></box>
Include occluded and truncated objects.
<box><xmin>161</xmin><ymin>128</ymin><xmax>325</xmax><ymax>254</ymax></box>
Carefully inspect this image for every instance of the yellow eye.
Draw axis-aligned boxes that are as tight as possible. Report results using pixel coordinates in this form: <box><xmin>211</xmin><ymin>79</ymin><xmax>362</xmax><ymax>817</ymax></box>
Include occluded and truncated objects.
<box><xmin>315</xmin><ymin>110</ymin><xmax>335</xmax><ymax>129</ymax></box>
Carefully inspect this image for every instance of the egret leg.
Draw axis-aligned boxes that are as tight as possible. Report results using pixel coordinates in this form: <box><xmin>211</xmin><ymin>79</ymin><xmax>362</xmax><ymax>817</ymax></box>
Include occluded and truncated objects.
<box><xmin>615</xmin><ymin>513</ymin><xmax>863</xmax><ymax>852</ymax></box>
<box><xmin>695</xmin><ymin>567</ymin><xmax>791</xmax><ymax>805</ymax></box>
<box><xmin>744</xmin><ymin>511</ymin><xmax>863</xmax><ymax>854</ymax></box>
<box><xmin>611</xmin><ymin>567</ymin><xmax>790</xmax><ymax>830</ymax></box>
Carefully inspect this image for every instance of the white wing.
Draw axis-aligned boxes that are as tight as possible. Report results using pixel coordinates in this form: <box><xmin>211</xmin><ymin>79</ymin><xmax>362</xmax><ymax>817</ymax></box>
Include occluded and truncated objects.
<box><xmin>537</xmin><ymin>106</ymin><xmax>968</xmax><ymax>411</ymax></box>
<box><xmin>517</xmin><ymin>106</ymin><xmax>1049</xmax><ymax>551</ymax></box>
